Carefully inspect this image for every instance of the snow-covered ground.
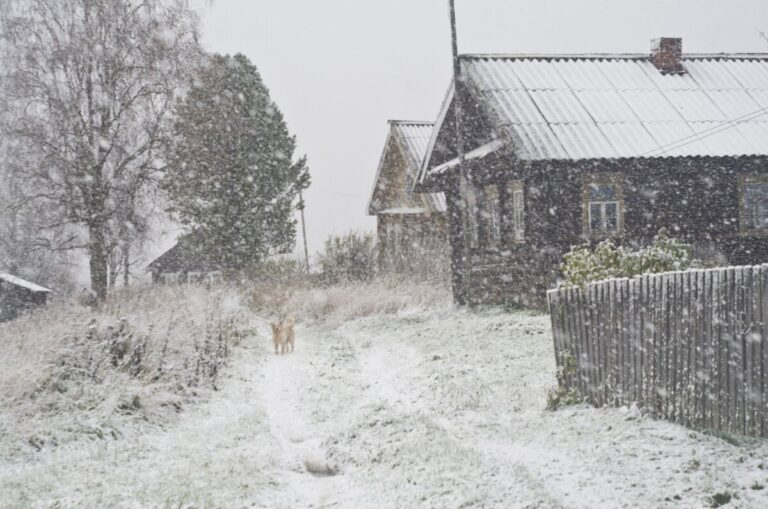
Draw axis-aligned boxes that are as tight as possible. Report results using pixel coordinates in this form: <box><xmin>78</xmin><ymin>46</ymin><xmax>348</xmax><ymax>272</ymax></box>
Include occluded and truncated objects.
<box><xmin>3</xmin><ymin>304</ymin><xmax>768</xmax><ymax>508</ymax></box>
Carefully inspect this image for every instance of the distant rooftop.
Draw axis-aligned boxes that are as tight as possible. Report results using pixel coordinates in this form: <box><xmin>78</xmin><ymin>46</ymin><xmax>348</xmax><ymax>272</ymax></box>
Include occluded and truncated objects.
<box><xmin>368</xmin><ymin>120</ymin><xmax>446</xmax><ymax>215</ymax></box>
<box><xmin>0</xmin><ymin>273</ymin><xmax>53</xmax><ymax>293</ymax></box>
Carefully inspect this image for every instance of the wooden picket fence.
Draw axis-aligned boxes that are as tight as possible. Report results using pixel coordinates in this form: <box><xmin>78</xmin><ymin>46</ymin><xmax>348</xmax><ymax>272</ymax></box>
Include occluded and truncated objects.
<box><xmin>547</xmin><ymin>265</ymin><xmax>768</xmax><ymax>438</ymax></box>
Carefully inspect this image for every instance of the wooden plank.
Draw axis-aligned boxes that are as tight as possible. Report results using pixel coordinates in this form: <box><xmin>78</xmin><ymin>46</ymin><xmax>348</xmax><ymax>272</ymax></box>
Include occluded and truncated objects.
<box><xmin>670</xmin><ymin>272</ymin><xmax>681</xmax><ymax>423</ymax></box>
<box><xmin>681</xmin><ymin>271</ymin><xmax>692</xmax><ymax>426</ymax></box>
<box><xmin>579</xmin><ymin>285</ymin><xmax>595</xmax><ymax>401</ymax></box>
<box><xmin>662</xmin><ymin>272</ymin><xmax>673</xmax><ymax>421</ymax></box>
<box><xmin>761</xmin><ymin>265</ymin><xmax>768</xmax><ymax>437</ymax></box>
<box><xmin>727</xmin><ymin>267</ymin><xmax>739</xmax><ymax>434</ymax></box>
<box><xmin>609</xmin><ymin>279</ymin><xmax>619</xmax><ymax>405</ymax></box>
<box><xmin>597</xmin><ymin>281</ymin><xmax>607</xmax><ymax>406</ymax></box>
<box><xmin>698</xmin><ymin>270</ymin><xmax>709</xmax><ymax>429</ymax></box>
<box><xmin>548</xmin><ymin>291</ymin><xmax>563</xmax><ymax>375</ymax></box>
<box><xmin>744</xmin><ymin>268</ymin><xmax>755</xmax><ymax>436</ymax></box>
<box><xmin>649</xmin><ymin>274</ymin><xmax>661</xmax><ymax>418</ymax></box>
<box><xmin>598</xmin><ymin>281</ymin><xmax>608</xmax><ymax>406</ymax></box>
<box><xmin>598</xmin><ymin>280</ymin><xmax>608</xmax><ymax>405</ymax></box>
<box><xmin>615</xmin><ymin>279</ymin><xmax>623</xmax><ymax>405</ymax></box>
<box><xmin>578</xmin><ymin>286</ymin><xmax>593</xmax><ymax>399</ymax></box>
<box><xmin>687</xmin><ymin>270</ymin><xmax>696</xmax><ymax>427</ymax></box>
<box><xmin>638</xmin><ymin>275</ymin><xmax>648</xmax><ymax>408</ymax></box>
<box><xmin>575</xmin><ymin>286</ymin><xmax>591</xmax><ymax>397</ymax></box>
<box><xmin>711</xmin><ymin>269</ymin><xmax>722</xmax><ymax>430</ymax></box>
<box><xmin>631</xmin><ymin>278</ymin><xmax>640</xmax><ymax>406</ymax></box>
<box><xmin>656</xmin><ymin>273</ymin><xmax>666</xmax><ymax>418</ymax></box>
<box><xmin>744</xmin><ymin>267</ymin><xmax>756</xmax><ymax>436</ymax></box>
<box><xmin>563</xmin><ymin>288</ymin><xmax>578</xmax><ymax>392</ymax></box>
<box><xmin>721</xmin><ymin>267</ymin><xmax>733</xmax><ymax>433</ymax></box>
<box><xmin>735</xmin><ymin>268</ymin><xmax>746</xmax><ymax>435</ymax></box>
<box><xmin>606</xmin><ymin>281</ymin><xmax>624</xmax><ymax>405</ymax></box>
<box><xmin>585</xmin><ymin>284</ymin><xmax>598</xmax><ymax>402</ymax></box>
<box><xmin>749</xmin><ymin>267</ymin><xmax>761</xmax><ymax>437</ymax></box>
<box><xmin>708</xmin><ymin>269</ymin><xmax>719</xmax><ymax>430</ymax></box>
<box><xmin>606</xmin><ymin>280</ymin><xmax>626</xmax><ymax>405</ymax></box>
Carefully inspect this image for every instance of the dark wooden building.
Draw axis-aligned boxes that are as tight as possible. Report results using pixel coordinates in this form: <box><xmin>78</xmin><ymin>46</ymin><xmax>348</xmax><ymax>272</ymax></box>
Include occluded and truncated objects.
<box><xmin>367</xmin><ymin>120</ymin><xmax>448</xmax><ymax>271</ymax></box>
<box><xmin>415</xmin><ymin>38</ymin><xmax>768</xmax><ymax>307</ymax></box>
<box><xmin>147</xmin><ymin>235</ymin><xmax>222</xmax><ymax>285</ymax></box>
<box><xmin>0</xmin><ymin>273</ymin><xmax>52</xmax><ymax>322</ymax></box>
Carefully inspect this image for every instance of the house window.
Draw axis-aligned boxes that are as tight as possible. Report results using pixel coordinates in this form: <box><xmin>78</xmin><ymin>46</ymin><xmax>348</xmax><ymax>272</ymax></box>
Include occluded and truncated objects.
<box><xmin>507</xmin><ymin>181</ymin><xmax>525</xmax><ymax>242</ymax></box>
<box><xmin>585</xmin><ymin>179</ymin><xmax>622</xmax><ymax>235</ymax></box>
<box><xmin>742</xmin><ymin>178</ymin><xmax>768</xmax><ymax>232</ymax></box>
<box><xmin>483</xmin><ymin>184</ymin><xmax>502</xmax><ymax>246</ymax></box>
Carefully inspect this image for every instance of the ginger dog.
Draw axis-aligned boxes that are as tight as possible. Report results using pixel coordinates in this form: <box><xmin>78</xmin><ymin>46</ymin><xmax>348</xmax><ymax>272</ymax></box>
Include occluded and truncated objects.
<box><xmin>270</xmin><ymin>317</ymin><xmax>295</xmax><ymax>355</ymax></box>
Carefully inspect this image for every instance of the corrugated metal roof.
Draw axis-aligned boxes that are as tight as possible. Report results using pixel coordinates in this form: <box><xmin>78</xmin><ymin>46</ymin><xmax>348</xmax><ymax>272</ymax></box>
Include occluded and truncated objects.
<box><xmin>368</xmin><ymin>121</ymin><xmax>446</xmax><ymax>215</ymax></box>
<box><xmin>452</xmin><ymin>54</ymin><xmax>768</xmax><ymax>163</ymax></box>
<box><xmin>390</xmin><ymin>121</ymin><xmax>447</xmax><ymax>212</ymax></box>
<box><xmin>391</xmin><ymin>121</ymin><xmax>433</xmax><ymax>169</ymax></box>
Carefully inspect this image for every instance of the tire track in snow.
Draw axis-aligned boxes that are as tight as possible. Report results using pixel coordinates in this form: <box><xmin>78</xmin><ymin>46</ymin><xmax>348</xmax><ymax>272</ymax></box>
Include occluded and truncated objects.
<box><xmin>342</xmin><ymin>329</ymin><xmax>566</xmax><ymax>508</ymax></box>
<box><xmin>255</xmin><ymin>321</ymin><xmax>364</xmax><ymax>508</ymax></box>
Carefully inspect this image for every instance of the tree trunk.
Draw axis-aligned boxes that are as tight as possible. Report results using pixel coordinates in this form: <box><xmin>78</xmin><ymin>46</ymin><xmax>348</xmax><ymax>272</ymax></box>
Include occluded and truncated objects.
<box><xmin>108</xmin><ymin>249</ymin><xmax>118</xmax><ymax>289</ymax></box>
<box><xmin>123</xmin><ymin>241</ymin><xmax>130</xmax><ymax>287</ymax></box>
<box><xmin>89</xmin><ymin>221</ymin><xmax>109</xmax><ymax>302</ymax></box>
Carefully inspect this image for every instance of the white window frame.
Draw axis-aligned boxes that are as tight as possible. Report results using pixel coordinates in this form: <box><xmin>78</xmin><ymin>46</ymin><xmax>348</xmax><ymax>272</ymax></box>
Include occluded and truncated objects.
<box><xmin>485</xmin><ymin>184</ymin><xmax>502</xmax><ymax>247</ymax></box>
<box><xmin>512</xmin><ymin>185</ymin><xmax>525</xmax><ymax>242</ymax></box>
<box><xmin>505</xmin><ymin>181</ymin><xmax>525</xmax><ymax>242</ymax></box>
<box><xmin>741</xmin><ymin>176</ymin><xmax>768</xmax><ymax>233</ymax></box>
<box><xmin>585</xmin><ymin>177</ymin><xmax>623</xmax><ymax>237</ymax></box>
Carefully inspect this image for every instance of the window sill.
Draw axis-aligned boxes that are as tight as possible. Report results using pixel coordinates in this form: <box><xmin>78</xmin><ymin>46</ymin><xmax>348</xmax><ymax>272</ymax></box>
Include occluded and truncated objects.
<box><xmin>584</xmin><ymin>231</ymin><xmax>624</xmax><ymax>241</ymax></box>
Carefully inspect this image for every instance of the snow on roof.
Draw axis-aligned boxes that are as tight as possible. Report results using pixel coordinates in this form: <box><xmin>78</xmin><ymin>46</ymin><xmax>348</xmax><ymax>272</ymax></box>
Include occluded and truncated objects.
<box><xmin>378</xmin><ymin>207</ymin><xmax>429</xmax><ymax>215</ymax></box>
<box><xmin>424</xmin><ymin>53</ymin><xmax>768</xmax><ymax>180</ymax></box>
<box><xmin>367</xmin><ymin>120</ymin><xmax>446</xmax><ymax>215</ymax></box>
<box><xmin>390</xmin><ymin>121</ymin><xmax>433</xmax><ymax>169</ymax></box>
<box><xmin>0</xmin><ymin>273</ymin><xmax>53</xmax><ymax>293</ymax></box>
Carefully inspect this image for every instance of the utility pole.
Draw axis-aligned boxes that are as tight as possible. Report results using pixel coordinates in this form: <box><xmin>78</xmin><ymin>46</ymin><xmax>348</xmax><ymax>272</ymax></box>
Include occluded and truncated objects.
<box><xmin>298</xmin><ymin>190</ymin><xmax>310</xmax><ymax>273</ymax></box>
<box><xmin>449</xmin><ymin>0</ymin><xmax>470</xmax><ymax>305</ymax></box>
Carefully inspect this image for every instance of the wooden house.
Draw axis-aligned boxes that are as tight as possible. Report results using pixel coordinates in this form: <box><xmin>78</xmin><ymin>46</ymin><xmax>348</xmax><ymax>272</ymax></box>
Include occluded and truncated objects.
<box><xmin>0</xmin><ymin>273</ymin><xmax>52</xmax><ymax>322</ymax></box>
<box><xmin>147</xmin><ymin>235</ymin><xmax>222</xmax><ymax>285</ymax></box>
<box><xmin>367</xmin><ymin>120</ymin><xmax>448</xmax><ymax>271</ymax></box>
<box><xmin>415</xmin><ymin>38</ymin><xmax>768</xmax><ymax>307</ymax></box>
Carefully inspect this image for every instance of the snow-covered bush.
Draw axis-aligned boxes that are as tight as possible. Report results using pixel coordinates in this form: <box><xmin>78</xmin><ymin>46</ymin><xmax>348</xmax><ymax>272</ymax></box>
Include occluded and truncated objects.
<box><xmin>561</xmin><ymin>229</ymin><xmax>695</xmax><ymax>287</ymax></box>
<box><xmin>0</xmin><ymin>284</ymin><xmax>250</xmax><ymax>460</ymax></box>
<box><xmin>317</xmin><ymin>231</ymin><xmax>377</xmax><ymax>285</ymax></box>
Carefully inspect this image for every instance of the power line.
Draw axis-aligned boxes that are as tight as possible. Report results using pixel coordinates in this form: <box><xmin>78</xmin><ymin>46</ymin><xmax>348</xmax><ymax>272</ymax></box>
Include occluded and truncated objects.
<box><xmin>640</xmin><ymin>105</ymin><xmax>768</xmax><ymax>157</ymax></box>
<box><xmin>311</xmin><ymin>187</ymin><xmax>368</xmax><ymax>200</ymax></box>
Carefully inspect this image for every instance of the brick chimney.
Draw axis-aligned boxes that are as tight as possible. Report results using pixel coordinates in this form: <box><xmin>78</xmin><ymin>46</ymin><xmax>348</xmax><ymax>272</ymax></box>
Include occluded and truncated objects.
<box><xmin>651</xmin><ymin>37</ymin><xmax>684</xmax><ymax>74</ymax></box>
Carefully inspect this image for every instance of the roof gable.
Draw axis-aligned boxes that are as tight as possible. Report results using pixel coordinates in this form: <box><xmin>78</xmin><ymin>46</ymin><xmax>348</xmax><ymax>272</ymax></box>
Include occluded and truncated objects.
<box><xmin>367</xmin><ymin>120</ymin><xmax>446</xmax><ymax>215</ymax></box>
<box><xmin>419</xmin><ymin>53</ymin><xmax>768</xmax><ymax>183</ymax></box>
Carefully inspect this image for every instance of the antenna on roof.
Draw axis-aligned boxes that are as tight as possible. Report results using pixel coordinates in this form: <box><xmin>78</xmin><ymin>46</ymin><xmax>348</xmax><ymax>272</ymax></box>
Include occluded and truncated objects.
<box><xmin>448</xmin><ymin>0</ymin><xmax>471</xmax><ymax>305</ymax></box>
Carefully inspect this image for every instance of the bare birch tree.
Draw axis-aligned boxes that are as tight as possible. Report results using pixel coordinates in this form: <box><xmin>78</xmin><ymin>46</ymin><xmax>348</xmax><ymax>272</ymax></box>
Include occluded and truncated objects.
<box><xmin>0</xmin><ymin>0</ymin><xmax>202</xmax><ymax>300</ymax></box>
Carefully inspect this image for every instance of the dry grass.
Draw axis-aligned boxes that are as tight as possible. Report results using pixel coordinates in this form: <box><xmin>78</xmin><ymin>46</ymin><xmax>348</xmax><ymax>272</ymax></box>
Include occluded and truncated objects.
<box><xmin>248</xmin><ymin>276</ymin><xmax>453</xmax><ymax>324</ymax></box>
<box><xmin>0</xmin><ymin>284</ymin><xmax>251</xmax><ymax>461</ymax></box>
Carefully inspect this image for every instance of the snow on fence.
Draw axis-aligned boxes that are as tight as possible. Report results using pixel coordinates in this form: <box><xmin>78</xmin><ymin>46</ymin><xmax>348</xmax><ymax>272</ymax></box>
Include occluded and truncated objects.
<box><xmin>547</xmin><ymin>265</ymin><xmax>768</xmax><ymax>438</ymax></box>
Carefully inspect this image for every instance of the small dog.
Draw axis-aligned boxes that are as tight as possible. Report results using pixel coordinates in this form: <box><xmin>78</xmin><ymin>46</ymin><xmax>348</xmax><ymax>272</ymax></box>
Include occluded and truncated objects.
<box><xmin>270</xmin><ymin>317</ymin><xmax>295</xmax><ymax>355</ymax></box>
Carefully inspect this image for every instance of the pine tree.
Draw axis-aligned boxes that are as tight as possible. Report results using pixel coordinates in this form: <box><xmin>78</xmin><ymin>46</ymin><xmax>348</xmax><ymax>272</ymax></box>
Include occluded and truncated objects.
<box><xmin>164</xmin><ymin>53</ymin><xmax>310</xmax><ymax>270</ymax></box>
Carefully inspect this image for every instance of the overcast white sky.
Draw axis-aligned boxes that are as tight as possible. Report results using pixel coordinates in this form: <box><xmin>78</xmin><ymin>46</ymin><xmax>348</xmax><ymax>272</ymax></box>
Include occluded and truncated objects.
<box><xmin>200</xmin><ymin>0</ymin><xmax>768</xmax><ymax>255</ymax></box>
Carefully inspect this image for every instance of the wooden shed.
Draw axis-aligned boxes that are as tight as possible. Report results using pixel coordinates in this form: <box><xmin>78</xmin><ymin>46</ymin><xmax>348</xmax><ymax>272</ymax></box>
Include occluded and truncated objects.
<box><xmin>0</xmin><ymin>273</ymin><xmax>52</xmax><ymax>322</ymax></box>
<box><xmin>367</xmin><ymin>120</ymin><xmax>448</xmax><ymax>272</ymax></box>
<box><xmin>147</xmin><ymin>234</ymin><xmax>222</xmax><ymax>285</ymax></box>
<box><xmin>415</xmin><ymin>38</ymin><xmax>768</xmax><ymax>307</ymax></box>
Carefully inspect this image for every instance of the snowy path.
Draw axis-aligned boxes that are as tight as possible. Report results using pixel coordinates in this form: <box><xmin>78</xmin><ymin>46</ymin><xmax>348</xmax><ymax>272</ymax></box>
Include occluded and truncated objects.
<box><xmin>4</xmin><ymin>308</ymin><xmax>768</xmax><ymax>507</ymax></box>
